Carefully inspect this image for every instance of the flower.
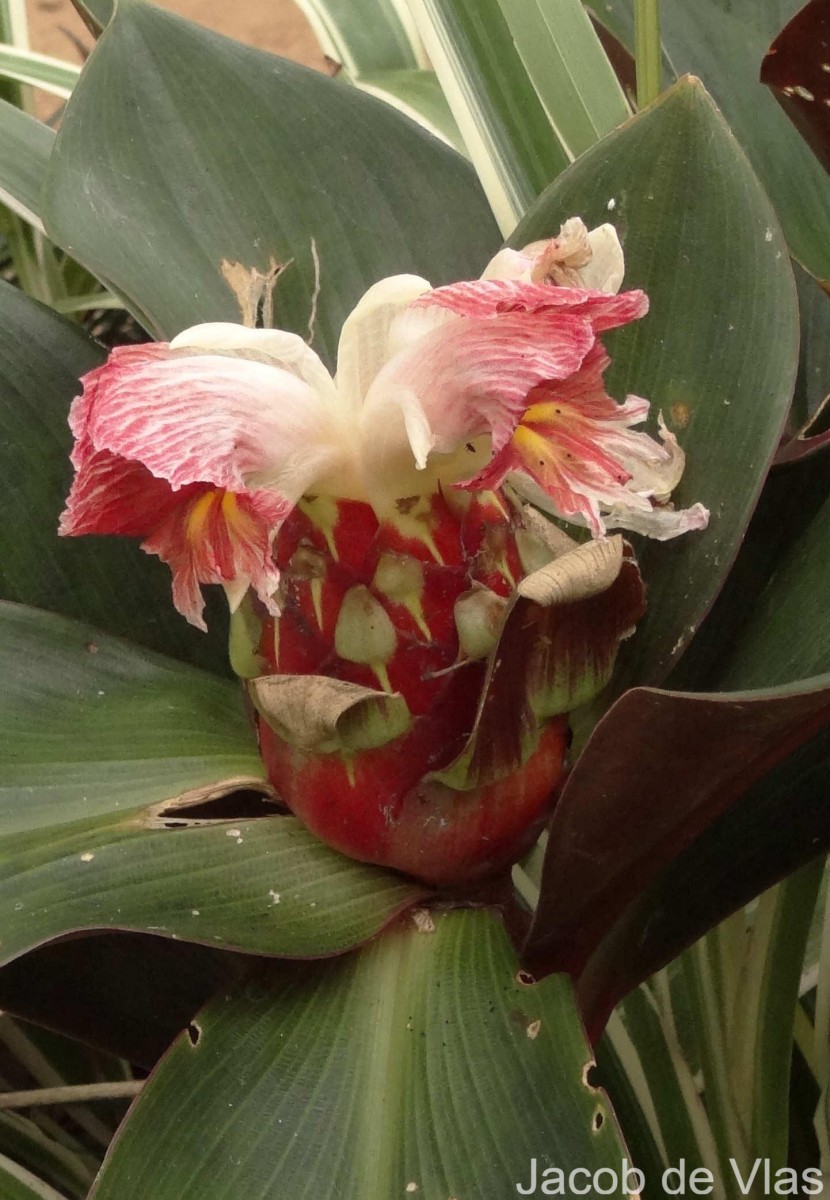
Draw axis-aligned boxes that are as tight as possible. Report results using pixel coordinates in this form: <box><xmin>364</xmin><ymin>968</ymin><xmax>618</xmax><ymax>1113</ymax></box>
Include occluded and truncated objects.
<box><xmin>60</xmin><ymin>218</ymin><xmax>708</xmax><ymax>883</ymax></box>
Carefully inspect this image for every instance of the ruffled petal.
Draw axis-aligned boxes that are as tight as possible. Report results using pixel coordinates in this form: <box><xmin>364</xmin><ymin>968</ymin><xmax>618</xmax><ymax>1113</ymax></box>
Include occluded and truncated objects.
<box><xmin>60</xmin><ymin>334</ymin><xmax>345</xmax><ymax>629</ymax></box>
<box><xmin>578</xmin><ymin>225</ymin><xmax>626</xmax><ymax>294</ymax></box>
<box><xmin>420</xmin><ymin>278</ymin><xmax>647</xmax><ymax>334</ymax></box>
<box><xmin>141</xmin><ymin>487</ymin><xmax>287</xmax><ymax>631</ymax></box>
<box><xmin>623</xmin><ymin>413</ymin><xmax>686</xmax><ymax>500</ymax></box>
<box><xmin>59</xmin><ymin>444</ymin><xmax>288</xmax><ymax>630</ymax></box>
<box><xmin>60</xmin><ymin>448</ymin><xmax>185</xmax><ymax>538</ymax></box>
<box><xmin>602</xmin><ymin>500</ymin><xmax>711</xmax><ymax>541</ymax></box>
<box><xmin>69</xmin><ymin>341</ymin><xmax>346</xmax><ymax>500</ymax></box>
<box><xmin>359</xmin><ymin>305</ymin><xmax>597</xmax><ymax>496</ymax></box>
<box><xmin>461</xmin><ymin>343</ymin><xmax>709</xmax><ymax>540</ymax></box>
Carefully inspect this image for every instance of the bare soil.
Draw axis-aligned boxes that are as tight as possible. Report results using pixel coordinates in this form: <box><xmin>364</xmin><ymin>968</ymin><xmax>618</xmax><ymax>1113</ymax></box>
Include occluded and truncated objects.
<box><xmin>26</xmin><ymin>0</ymin><xmax>325</xmax><ymax>70</ymax></box>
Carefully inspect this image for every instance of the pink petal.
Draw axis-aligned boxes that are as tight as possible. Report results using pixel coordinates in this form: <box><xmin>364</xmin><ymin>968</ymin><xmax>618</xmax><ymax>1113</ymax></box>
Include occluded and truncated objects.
<box><xmin>419</xmin><ymin>278</ymin><xmax>648</xmax><ymax>333</ymax></box>
<box><xmin>141</xmin><ymin>487</ymin><xmax>287</xmax><ymax>631</ymax></box>
<box><xmin>60</xmin><ymin>336</ymin><xmax>337</xmax><ymax>629</ymax></box>
<box><xmin>461</xmin><ymin>343</ymin><xmax>708</xmax><ymax>541</ymax></box>
<box><xmin>60</xmin><ymin>444</ymin><xmax>287</xmax><ymax>630</ymax></box>
<box><xmin>70</xmin><ymin>342</ymin><xmax>344</xmax><ymax>498</ymax></box>
<box><xmin>362</xmin><ymin>307</ymin><xmax>597</xmax><ymax>476</ymax></box>
<box><xmin>60</xmin><ymin>448</ymin><xmax>186</xmax><ymax>538</ymax></box>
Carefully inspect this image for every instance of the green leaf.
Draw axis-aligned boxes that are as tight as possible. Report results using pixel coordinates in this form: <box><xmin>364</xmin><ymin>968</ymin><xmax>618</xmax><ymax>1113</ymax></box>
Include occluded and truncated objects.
<box><xmin>68</xmin><ymin>0</ymin><xmax>111</xmax><ymax>36</ymax></box>
<box><xmin>597</xmin><ymin>980</ymin><xmax>720</xmax><ymax>1185</ymax></box>
<box><xmin>513</xmin><ymin>77</ymin><xmax>799</xmax><ymax>693</ymax></box>
<box><xmin>633</xmin><ymin>0</ymin><xmax>661</xmax><ymax>107</ymax></box>
<box><xmin>404</xmin><ymin>0</ymin><xmax>570</xmax><ymax>234</ymax></box>
<box><xmin>0</xmin><ymin>100</ymin><xmax>53</xmax><ymax>230</ymax></box>
<box><xmin>356</xmin><ymin>69</ymin><xmax>466</xmax><ymax>152</ymax></box>
<box><xmin>0</xmin><ymin>1108</ymin><xmax>94</xmax><ymax>1199</ymax></box>
<box><xmin>670</xmin><ymin>0</ymin><xmax>830</xmax><ymax>284</ymax></box>
<box><xmin>740</xmin><ymin>868</ymin><xmax>825</xmax><ymax>1172</ymax></box>
<box><xmin>604</xmin><ymin>0</ymin><xmax>830</xmax><ymax>283</ymax></box>
<box><xmin>0</xmin><ymin>603</ymin><xmax>263</xmax><ymax>844</ymax></box>
<box><xmin>717</xmin><ymin>491</ymin><xmax>830</xmax><ymax>690</ymax></box>
<box><xmin>496</xmin><ymin>0</ymin><xmax>631</xmax><ymax>158</ymax></box>
<box><xmin>43</xmin><ymin>0</ymin><xmax>499</xmax><ymax>359</ymax></box>
<box><xmin>294</xmin><ymin>0</ymin><xmax>426</xmax><ymax>73</ymax></box>
<box><xmin>673</xmin><ymin>439</ymin><xmax>830</xmax><ymax>689</ymax></box>
<box><xmin>1</xmin><ymin>818</ymin><xmax>426</xmax><ymax>968</ymax></box>
<box><xmin>0</xmin><ymin>0</ymin><xmax>28</xmax><ymax>49</ymax></box>
<box><xmin>777</xmin><ymin>262</ymin><xmax>830</xmax><ymax>461</ymax></box>
<box><xmin>666</xmin><ymin>450</ymin><xmax>829</xmax><ymax>693</ymax></box>
<box><xmin>673</xmin><ymin>866</ymin><xmax>823</xmax><ymax>1189</ymax></box>
<box><xmin>50</xmin><ymin>291</ymin><xmax>121</xmax><ymax>315</ymax></box>
<box><xmin>0</xmin><ymin>603</ymin><xmax>424</xmax><ymax>964</ymax></box>
<box><xmin>760</xmin><ymin>0</ymin><xmax>830</xmax><ymax>176</ymax></box>
<box><xmin>90</xmin><ymin>910</ymin><xmax>628</xmax><ymax>1200</ymax></box>
<box><xmin>0</xmin><ymin>45</ymin><xmax>79</xmax><ymax>98</ymax></box>
<box><xmin>523</xmin><ymin>674</ymin><xmax>830</xmax><ymax>1018</ymax></box>
<box><xmin>0</xmin><ymin>281</ymin><xmax>233</xmax><ymax>673</ymax></box>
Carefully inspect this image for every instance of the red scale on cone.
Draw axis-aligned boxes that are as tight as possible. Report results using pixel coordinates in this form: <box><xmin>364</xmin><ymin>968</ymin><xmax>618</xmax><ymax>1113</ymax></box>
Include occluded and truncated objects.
<box><xmin>257</xmin><ymin>491</ymin><xmax>570</xmax><ymax>885</ymax></box>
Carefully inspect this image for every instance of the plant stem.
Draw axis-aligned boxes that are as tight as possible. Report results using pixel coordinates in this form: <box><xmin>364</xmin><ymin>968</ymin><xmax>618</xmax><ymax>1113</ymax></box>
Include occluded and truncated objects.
<box><xmin>0</xmin><ymin>1081</ymin><xmax>144</xmax><ymax>1110</ymax></box>
<box><xmin>634</xmin><ymin>0</ymin><xmax>661</xmax><ymax>109</ymax></box>
<box><xmin>0</xmin><ymin>1151</ymin><xmax>70</xmax><ymax>1200</ymax></box>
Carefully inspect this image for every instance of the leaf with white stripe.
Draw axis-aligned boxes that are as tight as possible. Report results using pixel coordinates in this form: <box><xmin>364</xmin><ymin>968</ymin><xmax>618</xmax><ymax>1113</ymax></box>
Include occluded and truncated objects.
<box><xmin>0</xmin><ymin>45</ymin><xmax>79</xmax><ymax>99</ymax></box>
<box><xmin>356</xmin><ymin>69</ymin><xmax>465</xmax><ymax>151</ymax></box>
<box><xmin>293</xmin><ymin>0</ymin><xmax>426</xmax><ymax>73</ymax></box>
<box><xmin>0</xmin><ymin>0</ymin><xmax>28</xmax><ymax>49</ymax></box>
<box><xmin>0</xmin><ymin>99</ymin><xmax>53</xmax><ymax>230</ymax></box>
<box><xmin>405</xmin><ymin>0</ymin><xmax>570</xmax><ymax>235</ymax></box>
<box><xmin>0</xmin><ymin>1154</ymin><xmax>69</xmax><ymax>1200</ymax></box>
<box><xmin>496</xmin><ymin>0</ymin><xmax>631</xmax><ymax>160</ymax></box>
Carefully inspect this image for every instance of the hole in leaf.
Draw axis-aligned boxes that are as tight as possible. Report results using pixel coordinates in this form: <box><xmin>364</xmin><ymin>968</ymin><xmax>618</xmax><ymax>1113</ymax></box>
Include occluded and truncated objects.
<box><xmin>592</xmin><ymin>1108</ymin><xmax>605</xmax><ymax>1132</ymax></box>
<box><xmin>516</xmin><ymin>969</ymin><xmax>536</xmax><ymax>987</ymax></box>
<box><xmin>187</xmin><ymin>1023</ymin><xmax>201</xmax><ymax>1047</ymax></box>
<box><xmin>157</xmin><ymin>789</ymin><xmax>282</xmax><ymax>822</ymax></box>
<box><xmin>583</xmin><ymin>1061</ymin><xmax>601</xmax><ymax>1091</ymax></box>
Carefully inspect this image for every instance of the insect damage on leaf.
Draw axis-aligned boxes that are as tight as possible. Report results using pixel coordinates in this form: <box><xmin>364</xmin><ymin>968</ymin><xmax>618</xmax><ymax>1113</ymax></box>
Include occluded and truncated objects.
<box><xmin>221</xmin><ymin>257</ymin><xmax>290</xmax><ymax>328</ymax></box>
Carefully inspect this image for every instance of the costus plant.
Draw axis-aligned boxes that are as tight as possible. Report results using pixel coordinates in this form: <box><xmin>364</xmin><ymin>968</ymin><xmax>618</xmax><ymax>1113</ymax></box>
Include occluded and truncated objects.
<box><xmin>0</xmin><ymin>0</ymin><xmax>828</xmax><ymax>1197</ymax></box>
<box><xmin>59</xmin><ymin>224</ymin><xmax>705</xmax><ymax>881</ymax></box>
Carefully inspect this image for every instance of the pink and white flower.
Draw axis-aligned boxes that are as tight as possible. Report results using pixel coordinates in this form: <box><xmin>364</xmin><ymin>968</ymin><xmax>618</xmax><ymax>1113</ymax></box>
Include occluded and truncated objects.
<box><xmin>60</xmin><ymin>218</ymin><xmax>709</xmax><ymax>629</ymax></box>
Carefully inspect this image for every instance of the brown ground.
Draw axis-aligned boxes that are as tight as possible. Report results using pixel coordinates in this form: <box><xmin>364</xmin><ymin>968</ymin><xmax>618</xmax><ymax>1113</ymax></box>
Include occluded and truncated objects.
<box><xmin>26</xmin><ymin>0</ymin><xmax>325</xmax><ymax>70</ymax></box>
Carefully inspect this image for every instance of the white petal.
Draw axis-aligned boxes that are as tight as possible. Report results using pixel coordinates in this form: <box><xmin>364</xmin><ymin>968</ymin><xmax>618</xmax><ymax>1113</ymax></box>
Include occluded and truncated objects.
<box><xmin>480</xmin><ymin>246</ymin><xmax>537</xmax><ymax>283</ymax></box>
<box><xmin>170</xmin><ymin>322</ymin><xmax>336</xmax><ymax>398</ymax></box>
<box><xmin>481</xmin><ymin>222</ymin><xmax>625</xmax><ymax>293</ymax></box>
<box><xmin>604</xmin><ymin>501</ymin><xmax>711</xmax><ymax>541</ymax></box>
<box><xmin>335</xmin><ymin>274</ymin><xmax>432</xmax><ymax>407</ymax></box>
<box><xmin>623</xmin><ymin>412</ymin><xmax>687</xmax><ymax>500</ymax></box>
<box><xmin>580</xmin><ymin>225</ymin><xmax>625</xmax><ymax>294</ymax></box>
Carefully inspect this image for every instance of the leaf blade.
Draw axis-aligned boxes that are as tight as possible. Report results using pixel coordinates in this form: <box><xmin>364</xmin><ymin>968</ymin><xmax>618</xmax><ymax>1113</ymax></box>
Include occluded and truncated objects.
<box><xmin>496</xmin><ymin>0</ymin><xmax>631</xmax><ymax>158</ymax></box>
<box><xmin>43</xmin><ymin>0</ymin><xmax>499</xmax><ymax>357</ymax></box>
<box><xmin>0</xmin><ymin>99</ymin><xmax>53</xmax><ymax>230</ymax></box>
<box><xmin>512</xmin><ymin>77</ymin><xmax>799</xmax><ymax>695</ymax></box>
<box><xmin>404</xmin><ymin>0</ymin><xmax>571</xmax><ymax>233</ymax></box>
<box><xmin>90</xmin><ymin>911</ymin><xmax>629</xmax><ymax>1199</ymax></box>
<box><xmin>0</xmin><ymin>282</ymin><xmax>233</xmax><ymax>672</ymax></box>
